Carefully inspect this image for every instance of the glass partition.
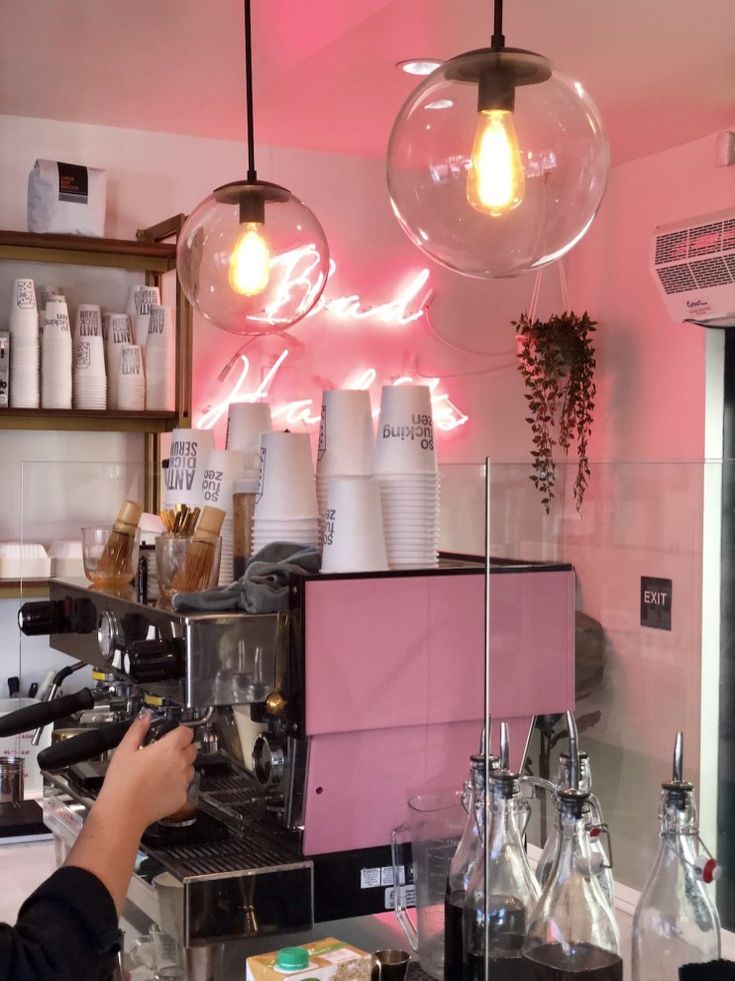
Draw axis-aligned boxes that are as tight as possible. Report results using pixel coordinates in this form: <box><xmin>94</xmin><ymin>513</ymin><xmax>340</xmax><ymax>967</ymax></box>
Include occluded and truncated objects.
<box><xmin>485</xmin><ymin>459</ymin><xmax>726</xmax><ymax>926</ymax></box>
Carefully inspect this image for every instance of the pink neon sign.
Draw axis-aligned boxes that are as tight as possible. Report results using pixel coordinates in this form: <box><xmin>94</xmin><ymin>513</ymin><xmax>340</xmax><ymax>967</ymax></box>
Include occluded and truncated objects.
<box><xmin>198</xmin><ymin>352</ymin><xmax>469</xmax><ymax>433</ymax></box>
<box><xmin>248</xmin><ymin>246</ymin><xmax>433</xmax><ymax>327</ymax></box>
<box><xmin>198</xmin><ymin>261</ymin><xmax>468</xmax><ymax>435</ymax></box>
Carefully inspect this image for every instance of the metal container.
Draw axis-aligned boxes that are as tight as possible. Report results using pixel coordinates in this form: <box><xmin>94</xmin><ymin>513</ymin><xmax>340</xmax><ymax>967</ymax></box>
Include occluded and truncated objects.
<box><xmin>0</xmin><ymin>754</ymin><xmax>24</xmax><ymax>804</ymax></box>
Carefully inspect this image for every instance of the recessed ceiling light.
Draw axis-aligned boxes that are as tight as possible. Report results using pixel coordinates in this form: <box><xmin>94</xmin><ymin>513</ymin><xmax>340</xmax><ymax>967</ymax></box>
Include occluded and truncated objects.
<box><xmin>396</xmin><ymin>59</ymin><xmax>443</xmax><ymax>76</ymax></box>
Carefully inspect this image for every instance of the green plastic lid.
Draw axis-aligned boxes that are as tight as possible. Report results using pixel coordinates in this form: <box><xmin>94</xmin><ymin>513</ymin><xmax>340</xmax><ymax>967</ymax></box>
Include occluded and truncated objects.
<box><xmin>276</xmin><ymin>947</ymin><xmax>309</xmax><ymax>971</ymax></box>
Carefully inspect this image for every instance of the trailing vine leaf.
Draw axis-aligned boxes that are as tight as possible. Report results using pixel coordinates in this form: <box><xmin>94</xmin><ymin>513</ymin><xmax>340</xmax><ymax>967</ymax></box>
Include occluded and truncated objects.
<box><xmin>512</xmin><ymin>310</ymin><xmax>597</xmax><ymax>513</ymax></box>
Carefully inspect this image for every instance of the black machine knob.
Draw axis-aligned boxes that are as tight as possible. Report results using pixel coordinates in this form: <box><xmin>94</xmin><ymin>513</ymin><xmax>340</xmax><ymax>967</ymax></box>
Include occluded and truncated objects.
<box><xmin>18</xmin><ymin>598</ymin><xmax>97</xmax><ymax>637</ymax></box>
<box><xmin>124</xmin><ymin>639</ymin><xmax>186</xmax><ymax>684</ymax></box>
<box><xmin>18</xmin><ymin>599</ymin><xmax>71</xmax><ymax>636</ymax></box>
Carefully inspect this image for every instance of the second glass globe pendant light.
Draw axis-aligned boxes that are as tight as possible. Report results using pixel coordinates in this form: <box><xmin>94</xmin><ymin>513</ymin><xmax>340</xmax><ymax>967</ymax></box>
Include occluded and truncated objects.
<box><xmin>386</xmin><ymin>0</ymin><xmax>610</xmax><ymax>278</ymax></box>
<box><xmin>176</xmin><ymin>0</ymin><xmax>330</xmax><ymax>335</ymax></box>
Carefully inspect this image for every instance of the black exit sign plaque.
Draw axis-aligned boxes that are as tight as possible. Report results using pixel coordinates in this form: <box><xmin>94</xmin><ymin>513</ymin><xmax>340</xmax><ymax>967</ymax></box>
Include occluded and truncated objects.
<box><xmin>640</xmin><ymin>576</ymin><xmax>672</xmax><ymax>630</ymax></box>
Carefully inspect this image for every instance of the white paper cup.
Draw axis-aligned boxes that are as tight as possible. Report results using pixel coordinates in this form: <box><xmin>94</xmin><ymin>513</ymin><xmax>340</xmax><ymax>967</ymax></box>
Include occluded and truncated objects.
<box><xmin>117</xmin><ymin>344</ymin><xmax>145</xmax><ymax>410</ymax></box>
<box><xmin>321</xmin><ymin>476</ymin><xmax>388</xmax><ymax>573</ymax></box>
<box><xmin>225</xmin><ymin>402</ymin><xmax>272</xmax><ymax>469</ymax></box>
<box><xmin>42</xmin><ymin>302</ymin><xmax>73</xmax><ymax>409</ymax></box>
<box><xmin>316</xmin><ymin>389</ymin><xmax>374</xmax><ymax>477</ymax></box>
<box><xmin>106</xmin><ymin>314</ymin><xmax>133</xmax><ymax>408</ymax></box>
<box><xmin>254</xmin><ymin>431</ymin><xmax>317</xmax><ymax>520</ymax></box>
<box><xmin>10</xmin><ymin>278</ymin><xmax>37</xmax><ymax>312</ymax></box>
<box><xmin>375</xmin><ymin>384</ymin><xmax>437</xmax><ymax>475</ymax></box>
<box><xmin>163</xmin><ymin>427</ymin><xmax>215</xmax><ymax>508</ymax></box>
<box><xmin>198</xmin><ymin>448</ymin><xmax>246</xmax><ymax>517</ymax></box>
<box><xmin>145</xmin><ymin>306</ymin><xmax>175</xmax><ymax>410</ymax></box>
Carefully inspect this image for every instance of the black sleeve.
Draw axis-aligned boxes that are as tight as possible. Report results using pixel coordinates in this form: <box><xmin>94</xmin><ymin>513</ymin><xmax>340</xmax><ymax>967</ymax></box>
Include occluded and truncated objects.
<box><xmin>0</xmin><ymin>866</ymin><xmax>120</xmax><ymax>981</ymax></box>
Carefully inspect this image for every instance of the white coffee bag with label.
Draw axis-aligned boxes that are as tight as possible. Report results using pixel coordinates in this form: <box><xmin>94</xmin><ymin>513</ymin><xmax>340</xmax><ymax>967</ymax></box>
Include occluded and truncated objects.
<box><xmin>27</xmin><ymin>159</ymin><xmax>107</xmax><ymax>236</ymax></box>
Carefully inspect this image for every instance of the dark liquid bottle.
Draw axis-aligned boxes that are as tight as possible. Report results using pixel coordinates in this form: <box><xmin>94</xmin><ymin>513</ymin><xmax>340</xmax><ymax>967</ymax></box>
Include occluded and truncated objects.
<box><xmin>523</xmin><ymin>942</ymin><xmax>623</xmax><ymax>981</ymax></box>
<box><xmin>445</xmin><ymin>753</ymin><xmax>490</xmax><ymax>981</ymax></box>
<box><xmin>444</xmin><ymin>886</ymin><xmax>465</xmax><ymax>980</ymax></box>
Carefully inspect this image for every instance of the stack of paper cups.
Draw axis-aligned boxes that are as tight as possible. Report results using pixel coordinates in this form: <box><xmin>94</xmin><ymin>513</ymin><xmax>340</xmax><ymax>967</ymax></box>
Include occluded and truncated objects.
<box><xmin>145</xmin><ymin>305</ymin><xmax>175</xmax><ymax>411</ymax></box>
<box><xmin>163</xmin><ymin>428</ymin><xmax>215</xmax><ymax>509</ymax></box>
<box><xmin>73</xmin><ymin>335</ymin><xmax>107</xmax><ymax>409</ymax></box>
<box><xmin>9</xmin><ymin>278</ymin><xmax>40</xmax><ymax>408</ymax></box>
<box><xmin>116</xmin><ymin>344</ymin><xmax>145</xmax><ymax>411</ymax></box>
<box><xmin>252</xmin><ymin>431</ymin><xmax>320</xmax><ymax>553</ymax></box>
<box><xmin>41</xmin><ymin>297</ymin><xmax>73</xmax><ymax>409</ymax></box>
<box><xmin>106</xmin><ymin>314</ymin><xmax>133</xmax><ymax>409</ymax></box>
<box><xmin>321</xmin><ymin>476</ymin><xmax>388</xmax><ymax>573</ymax></box>
<box><xmin>126</xmin><ymin>284</ymin><xmax>160</xmax><ymax>357</ymax></box>
<box><xmin>316</xmin><ymin>389</ymin><xmax>374</xmax><ymax>530</ymax></box>
<box><xmin>225</xmin><ymin>402</ymin><xmax>272</xmax><ymax>473</ymax></box>
<box><xmin>375</xmin><ymin>384</ymin><xmax>440</xmax><ymax>569</ymax></box>
<box><xmin>198</xmin><ymin>448</ymin><xmax>246</xmax><ymax>585</ymax></box>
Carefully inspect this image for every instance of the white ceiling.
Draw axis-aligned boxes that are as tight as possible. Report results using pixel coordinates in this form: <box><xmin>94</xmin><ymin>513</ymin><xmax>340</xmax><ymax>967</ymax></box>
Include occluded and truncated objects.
<box><xmin>1</xmin><ymin>0</ymin><xmax>733</xmax><ymax>166</ymax></box>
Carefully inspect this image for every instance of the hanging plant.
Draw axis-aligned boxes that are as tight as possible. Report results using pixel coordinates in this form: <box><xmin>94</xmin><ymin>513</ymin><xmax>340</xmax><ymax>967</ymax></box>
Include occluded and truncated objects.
<box><xmin>513</xmin><ymin>310</ymin><xmax>597</xmax><ymax>513</ymax></box>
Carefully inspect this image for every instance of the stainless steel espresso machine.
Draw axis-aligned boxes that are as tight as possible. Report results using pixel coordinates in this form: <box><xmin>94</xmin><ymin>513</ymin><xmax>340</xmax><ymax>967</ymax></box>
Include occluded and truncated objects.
<box><xmin>5</xmin><ymin>557</ymin><xmax>576</xmax><ymax>978</ymax></box>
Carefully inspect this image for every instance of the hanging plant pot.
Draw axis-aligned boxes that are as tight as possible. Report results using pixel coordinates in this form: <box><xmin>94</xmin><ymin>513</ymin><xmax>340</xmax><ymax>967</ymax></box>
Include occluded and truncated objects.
<box><xmin>512</xmin><ymin>310</ymin><xmax>597</xmax><ymax>513</ymax></box>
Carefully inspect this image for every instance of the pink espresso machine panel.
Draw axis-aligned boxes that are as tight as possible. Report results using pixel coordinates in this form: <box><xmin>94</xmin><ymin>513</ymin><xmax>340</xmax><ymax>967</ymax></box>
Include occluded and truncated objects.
<box><xmin>298</xmin><ymin>561</ymin><xmax>575</xmax><ymax>856</ymax></box>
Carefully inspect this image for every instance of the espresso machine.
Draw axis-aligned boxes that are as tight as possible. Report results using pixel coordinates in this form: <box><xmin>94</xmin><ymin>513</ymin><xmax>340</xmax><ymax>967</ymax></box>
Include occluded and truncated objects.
<box><xmin>4</xmin><ymin>556</ymin><xmax>576</xmax><ymax>978</ymax></box>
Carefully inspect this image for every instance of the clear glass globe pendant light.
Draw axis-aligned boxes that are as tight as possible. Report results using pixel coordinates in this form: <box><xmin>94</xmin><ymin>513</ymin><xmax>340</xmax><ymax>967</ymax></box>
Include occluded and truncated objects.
<box><xmin>386</xmin><ymin>0</ymin><xmax>610</xmax><ymax>278</ymax></box>
<box><xmin>177</xmin><ymin>0</ymin><xmax>330</xmax><ymax>334</ymax></box>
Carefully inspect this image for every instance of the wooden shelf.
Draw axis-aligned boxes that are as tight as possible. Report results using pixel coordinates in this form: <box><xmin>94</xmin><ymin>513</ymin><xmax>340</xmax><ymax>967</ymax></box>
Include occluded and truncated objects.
<box><xmin>0</xmin><ymin>229</ymin><xmax>176</xmax><ymax>272</ymax></box>
<box><xmin>0</xmin><ymin>580</ymin><xmax>49</xmax><ymax>599</ymax></box>
<box><xmin>0</xmin><ymin>408</ymin><xmax>179</xmax><ymax>433</ymax></box>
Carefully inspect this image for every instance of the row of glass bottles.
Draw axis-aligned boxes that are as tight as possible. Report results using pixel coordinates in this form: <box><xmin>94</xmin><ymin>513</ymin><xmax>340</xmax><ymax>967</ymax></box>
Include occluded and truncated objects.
<box><xmin>444</xmin><ymin>720</ymin><xmax>720</xmax><ymax>979</ymax></box>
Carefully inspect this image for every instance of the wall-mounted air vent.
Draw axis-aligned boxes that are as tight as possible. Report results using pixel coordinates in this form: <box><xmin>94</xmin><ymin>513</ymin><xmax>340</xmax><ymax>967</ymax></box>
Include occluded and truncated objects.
<box><xmin>651</xmin><ymin>208</ymin><xmax>735</xmax><ymax>327</ymax></box>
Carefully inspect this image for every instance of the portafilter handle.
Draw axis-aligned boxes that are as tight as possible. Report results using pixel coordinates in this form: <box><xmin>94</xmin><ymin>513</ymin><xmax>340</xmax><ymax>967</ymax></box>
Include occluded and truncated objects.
<box><xmin>37</xmin><ymin>718</ymin><xmax>134</xmax><ymax>772</ymax></box>
<box><xmin>0</xmin><ymin>687</ymin><xmax>98</xmax><ymax>738</ymax></box>
<box><xmin>37</xmin><ymin>716</ymin><xmax>183</xmax><ymax>772</ymax></box>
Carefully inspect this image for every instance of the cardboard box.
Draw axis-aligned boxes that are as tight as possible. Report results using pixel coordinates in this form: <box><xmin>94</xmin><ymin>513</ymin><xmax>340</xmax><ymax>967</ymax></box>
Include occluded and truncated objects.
<box><xmin>246</xmin><ymin>938</ymin><xmax>372</xmax><ymax>980</ymax></box>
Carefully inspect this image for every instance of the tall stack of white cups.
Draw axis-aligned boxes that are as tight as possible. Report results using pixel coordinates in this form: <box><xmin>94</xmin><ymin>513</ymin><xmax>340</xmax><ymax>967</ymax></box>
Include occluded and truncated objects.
<box><xmin>72</xmin><ymin>305</ymin><xmax>106</xmax><ymax>409</ymax></box>
<box><xmin>163</xmin><ymin>428</ymin><xmax>215</xmax><ymax>510</ymax></box>
<box><xmin>252</xmin><ymin>431</ymin><xmax>319</xmax><ymax>553</ymax></box>
<box><xmin>315</xmin><ymin>389</ymin><xmax>374</xmax><ymax>528</ymax></box>
<box><xmin>41</xmin><ymin>297</ymin><xmax>72</xmax><ymax>408</ymax></box>
<box><xmin>375</xmin><ymin>384</ymin><xmax>439</xmax><ymax>569</ymax></box>
<box><xmin>145</xmin><ymin>305</ymin><xmax>175</xmax><ymax>411</ymax></box>
<box><xmin>8</xmin><ymin>278</ymin><xmax>40</xmax><ymax>408</ymax></box>
<box><xmin>105</xmin><ymin>314</ymin><xmax>133</xmax><ymax>409</ymax></box>
<box><xmin>73</xmin><ymin>336</ymin><xmax>107</xmax><ymax>409</ymax></box>
<box><xmin>198</xmin><ymin>449</ymin><xmax>246</xmax><ymax>585</ymax></box>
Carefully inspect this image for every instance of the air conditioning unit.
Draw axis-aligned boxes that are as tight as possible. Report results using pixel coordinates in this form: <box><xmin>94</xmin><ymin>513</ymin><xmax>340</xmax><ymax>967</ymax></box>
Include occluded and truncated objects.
<box><xmin>651</xmin><ymin>207</ymin><xmax>735</xmax><ymax>327</ymax></box>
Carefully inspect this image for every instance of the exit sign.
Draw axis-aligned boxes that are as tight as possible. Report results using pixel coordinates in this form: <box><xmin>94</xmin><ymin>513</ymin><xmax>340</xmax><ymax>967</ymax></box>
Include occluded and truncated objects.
<box><xmin>641</xmin><ymin>576</ymin><xmax>672</xmax><ymax>630</ymax></box>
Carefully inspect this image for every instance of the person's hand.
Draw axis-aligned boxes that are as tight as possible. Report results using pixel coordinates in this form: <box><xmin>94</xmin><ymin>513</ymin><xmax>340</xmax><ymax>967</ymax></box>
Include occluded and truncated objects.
<box><xmin>95</xmin><ymin>711</ymin><xmax>197</xmax><ymax>835</ymax></box>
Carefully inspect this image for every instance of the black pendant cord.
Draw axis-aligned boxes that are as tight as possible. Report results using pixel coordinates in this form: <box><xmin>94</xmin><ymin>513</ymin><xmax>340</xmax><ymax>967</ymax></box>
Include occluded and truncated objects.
<box><xmin>491</xmin><ymin>0</ymin><xmax>505</xmax><ymax>50</ymax></box>
<box><xmin>244</xmin><ymin>0</ymin><xmax>257</xmax><ymax>182</ymax></box>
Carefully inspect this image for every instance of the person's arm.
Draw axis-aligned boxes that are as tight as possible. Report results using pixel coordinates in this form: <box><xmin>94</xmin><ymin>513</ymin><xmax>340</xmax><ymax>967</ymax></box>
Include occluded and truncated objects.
<box><xmin>64</xmin><ymin>711</ymin><xmax>196</xmax><ymax>913</ymax></box>
<box><xmin>0</xmin><ymin>712</ymin><xmax>196</xmax><ymax>981</ymax></box>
